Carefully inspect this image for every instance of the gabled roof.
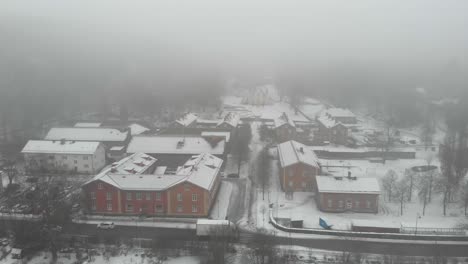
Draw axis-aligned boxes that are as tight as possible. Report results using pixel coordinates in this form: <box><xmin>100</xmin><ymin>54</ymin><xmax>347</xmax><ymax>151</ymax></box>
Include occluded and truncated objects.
<box><xmin>274</xmin><ymin>112</ymin><xmax>296</xmax><ymax>129</ymax></box>
<box><xmin>217</xmin><ymin>112</ymin><xmax>240</xmax><ymax>128</ymax></box>
<box><xmin>45</xmin><ymin>127</ymin><xmax>128</xmax><ymax>142</ymax></box>
<box><xmin>175</xmin><ymin>113</ymin><xmax>198</xmax><ymax>127</ymax></box>
<box><xmin>127</xmin><ymin>136</ymin><xmax>225</xmax><ymax>155</ymax></box>
<box><xmin>201</xmin><ymin>131</ymin><xmax>231</xmax><ymax>143</ymax></box>
<box><xmin>74</xmin><ymin>122</ymin><xmax>102</xmax><ymax>128</ymax></box>
<box><xmin>21</xmin><ymin>140</ymin><xmax>101</xmax><ymax>155</ymax></box>
<box><xmin>128</xmin><ymin>123</ymin><xmax>150</xmax><ymax>136</ymax></box>
<box><xmin>326</xmin><ymin>108</ymin><xmax>356</xmax><ymax>118</ymax></box>
<box><xmin>85</xmin><ymin>153</ymin><xmax>222</xmax><ymax>191</ymax></box>
<box><xmin>316</xmin><ymin>176</ymin><xmax>380</xmax><ymax>194</ymax></box>
<box><xmin>277</xmin><ymin>140</ymin><xmax>319</xmax><ymax>168</ymax></box>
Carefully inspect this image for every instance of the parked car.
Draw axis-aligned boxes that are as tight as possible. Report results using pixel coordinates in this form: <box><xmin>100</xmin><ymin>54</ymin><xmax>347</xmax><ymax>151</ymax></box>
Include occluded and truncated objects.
<box><xmin>97</xmin><ymin>222</ymin><xmax>115</xmax><ymax>229</ymax></box>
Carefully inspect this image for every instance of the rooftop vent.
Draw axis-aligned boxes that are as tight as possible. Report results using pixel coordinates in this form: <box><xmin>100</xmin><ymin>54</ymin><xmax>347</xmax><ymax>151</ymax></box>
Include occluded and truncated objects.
<box><xmin>60</xmin><ymin>138</ymin><xmax>66</xmax><ymax>145</ymax></box>
<box><xmin>334</xmin><ymin>177</ymin><xmax>343</xmax><ymax>180</ymax></box>
<box><xmin>176</xmin><ymin>140</ymin><xmax>185</xmax><ymax>149</ymax></box>
<box><xmin>299</xmin><ymin>147</ymin><xmax>304</xmax><ymax>154</ymax></box>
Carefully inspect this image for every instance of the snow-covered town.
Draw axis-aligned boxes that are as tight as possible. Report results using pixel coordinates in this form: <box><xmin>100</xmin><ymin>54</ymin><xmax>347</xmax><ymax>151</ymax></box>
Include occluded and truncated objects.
<box><xmin>2</xmin><ymin>1</ymin><xmax>468</xmax><ymax>264</ymax></box>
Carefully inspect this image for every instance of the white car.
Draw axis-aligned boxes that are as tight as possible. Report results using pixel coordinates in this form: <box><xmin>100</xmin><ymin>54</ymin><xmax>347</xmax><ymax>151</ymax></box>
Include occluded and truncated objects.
<box><xmin>97</xmin><ymin>222</ymin><xmax>115</xmax><ymax>229</ymax></box>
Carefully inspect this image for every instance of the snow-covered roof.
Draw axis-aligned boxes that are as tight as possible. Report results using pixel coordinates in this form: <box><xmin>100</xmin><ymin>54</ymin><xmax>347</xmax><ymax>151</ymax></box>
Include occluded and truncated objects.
<box><xmin>277</xmin><ymin>140</ymin><xmax>319</xmax><ymax>168</ymax></box>
<box><xmin>45</xmin><ymin>127</ymin><xmax>128</xmax><ymax>142</ymax></box>
<box><xmin>21</xmin><ymin>140</ymin><xmax>101</xmax><ymax>155</ymax></box>
<box><xmin>326</xmin><ymin>108</ymin><xmax>355</xmax><ymax>118</ymax></box>
<box><xmin>201</xmin><ymin>131</ymin><xmax>231</xmax><ymax>142</ymax></box>
<box><xmin>317</xmin><ymin>115</ymin><xmax>341</xmax><ymax>129</ymax></box>
<box><xmin>274</xmin><ymin>112</ymin><xmax>296</xmax><ymax>129</ymax></box>
<box><xmin>109</xmin><ymin>146</ymin><xmax>125</xmax><ymax>151</ymax></box>
<box><xmin>128</xmin><ymin>123</ymin><xmax>150</xmax><ymax>136</ymax></box>
<box><xmin>74</xmin><ymin>122</ymin><xmax>102</xmax><ymax>128</ymax></box>
<box><xmin>315</xmin><ymin>176</ymin><xmax>380</xmax><ymax>194</ymax></box>
<box><xmin>217</xmin><ymin>112</ymin><xmax>240</xmax><ymax>128</ymax></box>
<box><xmin>85</xmin><ymin>153</ymin><xmax>222</xmax><ymax>191</ymax></box>
<box><xmin>175</xmin><ymin>113</ymin><xmax>198</xmax><ymax>127</ymax></box>
<box><xmin>85</xmin><ymin>153</ymin><xmax>157</xmax><ymax>185</ymax></box>
<box><xmin>127</xmin><ymin>136</ymin><xmax>225</xmax><ymax>155</ymax></box>
<box><xmin>196</xmin><ymin>119</ymin><xmax>221</xmax><ymax>125</ymax></box>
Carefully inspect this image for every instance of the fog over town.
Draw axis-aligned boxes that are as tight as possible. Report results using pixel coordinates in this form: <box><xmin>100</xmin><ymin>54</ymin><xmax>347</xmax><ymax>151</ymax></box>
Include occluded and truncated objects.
<box><xmin>0</xmin><ymin>1</ymin><xmax>468</xmax><ymax>263</ymax></box>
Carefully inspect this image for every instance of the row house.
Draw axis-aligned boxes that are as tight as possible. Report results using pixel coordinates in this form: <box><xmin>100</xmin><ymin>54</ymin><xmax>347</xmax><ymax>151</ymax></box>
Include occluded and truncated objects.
<box><xmin>325</xmin><ymin>108</ymin><xmax>357</xmax><ymax>124</ymax></box>
<box><xmin>21</xmin><ymin>140</ymin><xmax>106</xmax><ymax>174</ymax></box>
<box><xmin>315</xmin><ymin>175</ymin><xmax>380</xmax><ymax>213</ymax></box>
<box><xmin>277</xmin><ymin>140</ymin><xmax>320</xmax><ymax>192</ymax></box>
<box><xmin>314</xmin><ymin>115</ymin><xmax>349</xmax><ymax>145</ymax></box>
<box><xmin>274</xmin><ymin>112</ymin><xmax>297</xmax><ymax>143</ymax></box>
<box><xmin>82</xmin><ymin>152</ymin><xmax>222</xmax><ymax>217</ymax></box>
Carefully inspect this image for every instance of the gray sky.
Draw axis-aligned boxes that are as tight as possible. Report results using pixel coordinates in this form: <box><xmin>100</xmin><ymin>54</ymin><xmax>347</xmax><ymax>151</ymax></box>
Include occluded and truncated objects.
<box><xmin>1</xmin><ymin>0</ymin><xmax>468</xmax><ymax>87</ymax></box>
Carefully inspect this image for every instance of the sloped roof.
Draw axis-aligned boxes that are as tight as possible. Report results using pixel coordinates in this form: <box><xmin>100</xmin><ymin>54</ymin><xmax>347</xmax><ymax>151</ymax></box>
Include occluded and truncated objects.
<box><xmin>317</xmin><ymin>115</ymin><xmax>341</xmax><ymax>129</ymax></box>
<box><xmin>326</xmin><ymin>108</ymin><xmax>355</xmax><ymax>118</ymax></box>
<box><xmin>128</xmin><ymin>123</ymin><xmax>150</xmax><ymax>135</ymax></box>
<box><xmin>274</xmin><ymin>112</ymin><xmax>296</xmax><ymax>129</ymax></box>
<box><xmin>74</xmin><ymin>122</ymin><xmax>102</xmax><ymax>127</ymax></box>
<box><xmin>316</xmin><ymin>176</ymin><xmax>380</xmax><ymax>194</ymax></box>
<box><xmin>45</xmin><ymin>127</ymin><xmax>128</xmax><ymax>142</ymax></box>
<box><xmin>21</xmin><ymin>140</ymin><xmax>101</xmax><ymax>155</ymax></box>
<box><xmin>127</xmin><ymin>136</ymin><xmax>225</xmax><ymax>155</ymax></box>
<box><xmin>175</xmin><ymin>113</ymin><xmax>198</xmax><ymax>127</ymax></box>
<box><xmin>201</xmin><ymin>131</ymin><xmax>231</xmax><ymax>143</ymax></box>
<box><xmin>217</xmin><ymin>112</ymin><xmax>240</xmax><ymax>128</ymax></box>
<box><xmin>277</xmin><ymin>140</ymin><xmax>319</xmax><ymax>168</ymax></box>
<box><xmin>85</xmin><ymin>153</ymin><xmax>222</xmax><ymax>191</ymax></box>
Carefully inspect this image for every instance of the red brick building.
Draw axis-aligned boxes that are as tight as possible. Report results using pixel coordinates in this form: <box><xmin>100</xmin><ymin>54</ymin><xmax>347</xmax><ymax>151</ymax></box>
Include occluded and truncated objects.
<box><xmin>314</xmin><ymin>115</ymin><xmax>349</xmax><ymax>145</ymax></box>
<box><xmin>315</xmin><ymin>175</ymin><xmax>380</xmax><ymax>213</ymax></box>
<box><xmin>277</xmin><ymin>140</ymin><xmax>320</xmax><ymax>192</ymax></box>
<box><xmin>82</xmin><ymin>152</ymin><xmax>222</xmax><ymax>217</ymax></box>
<box><xmin>274</xmin><ymin>113</ymin><xmax>297</xmax><ymax>143</ymax></box>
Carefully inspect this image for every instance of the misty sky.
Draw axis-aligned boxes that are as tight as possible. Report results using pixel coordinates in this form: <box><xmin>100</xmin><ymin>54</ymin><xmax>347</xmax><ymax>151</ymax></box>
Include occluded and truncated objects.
<box><xmin>1</xmin><ymin>0</ymin><xmax>468</xmax><ymax>92</ymax></box>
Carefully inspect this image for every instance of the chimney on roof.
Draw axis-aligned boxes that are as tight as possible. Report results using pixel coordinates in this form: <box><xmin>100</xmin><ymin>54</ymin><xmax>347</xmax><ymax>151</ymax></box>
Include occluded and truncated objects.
<box><xmin>348</xmin><ymin>171</ymin><xmax>351</xmax><ymax>179</ymax></box>
<box><xmin>60</xmin><ymin>138</ymin><xmax>66</xmax><ymax>145</ymax></box>
<box><xmin>299</xmin><ymin>147</ymin><xmax>304</xmax><ymax>154</ymax></box>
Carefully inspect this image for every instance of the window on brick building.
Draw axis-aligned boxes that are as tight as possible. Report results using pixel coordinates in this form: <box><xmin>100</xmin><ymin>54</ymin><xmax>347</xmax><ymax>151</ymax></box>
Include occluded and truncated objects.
<box><xmin>155</xmin><ymin>192</ymin><xmax>161</xmax><ymax>201</ymax></box>
<box><xmin>106</xmin><ymin>192</ymin><xmax>112</xmax><ymax>200</ymax></box>
<box><xmin>355</xmin><ymin>201</ymin><xmax>360</xmax><ymax>208</ymax></box>
<box><xmin>192</xmin><ymin>205</ymin><xmax>198</xmax><ymax>213</ymax></box>
<box><xmin>126</xmin><ymin>192</ymin><xmax>132</xmax><ymax>201</ymax></box>
<box><xmin>146</xmin><ymin>193</ymin><xmax>151</xmax><ymax>200</ymax></box>
<box><xmin>177</xmin><ymin>205</ymin><xmax>183</xmax><ymax>212</ymax></box>
<box><xmin>288</xmin><ymin>168</ymin><xmax>294</xmax><ymax>177</ymax></box>
<box><xmin>338</xmin><ymin>200</ymin><xmax>343</xmax><ymax>208</ymax></box>
<box><xmin>126</xmin><ymin>203</ymin><xmax>133</xmax><ymax>212</ymax></box>
<box><xmin>184</xmin><ymin>183</ymin><xmax>190</xmax><ymax>191</ymax></box>
<box><xmin>98</xmin><ymin>183</ymin><xmax>103</xmax><ymax>189</ymax></box>
<box><xmin>177</xmin><ymin>193</ymin><xmax>182</xmax><ymax>201</ymax></box>
<box><xmin>91</xmin><ymin>200</ymin><xmax>96</xmax><ymax>210</ymax></box>
<box><xmin>155</xmin><ymin>204</ymin><xmax>163</xmax><ymax>213</ymax></box>
<box><xmin>366</xmin><ymin>200</ymin><xmax>371</xmax><ymax>209</ymax></box>
<box><xmin>327</xmin><ymin>199</ymin><xmax>332</xmax><ymax>208</ymax></box>
<box><xmin>192</xmin><ymin>194</ymin><xmax>197</xmax><ymax>201</ymax></box>
<box><xmin>107</xmin><ymin>202</ymin><xmax>112</xmax><ymax>211</ymax></box>
<box><xmin>90</xmin><ymin>192</ymin><xmax>96</xmax><ymax>199</ymax></box>
<box><xmin>136</xmin><ymin>193</ymin><xmax>142</xmax><ymax>200</ymax></box>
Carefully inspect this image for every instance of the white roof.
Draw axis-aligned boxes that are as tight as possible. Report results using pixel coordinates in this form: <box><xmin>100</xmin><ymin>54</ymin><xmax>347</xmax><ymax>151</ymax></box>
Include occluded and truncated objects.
<box><xmin>317</xmin><ymin>114</ymin><xmax>341</xmax><ymax>129</ymax></box>
<box><xmin>177</xmin><ymin>153</ymin><xmax>223</xmax><ymax>190</ymax></box>
<box><xmin>326</xmin><ymin>108</ymin><xmax>355</xmax><ymax>118</ymax></box>
<box><xmin>74</xmin><ymin>122</ymin><xmax>102</xmax><ymax>127</ymax></box>
<box><xmin>274</xmin><ymin>113</ymin><xmax>296</xmax><ymax>129</ymax></box>
<box><xmin>127</xmin><ymin>136</ymin><xmax>225</xmax><ymax>155</ymax></box>
<box><xmin>197</xmin><ymin>219</ymin><xmax>231</xmax><ymax>225</ymax></box>
<box><xmin>22</xmin><ymin>140</ymin><xmax>101</xmax><ymax>155</ymax></box>
<box><xmin>201</xmin><ymin>131</ymin><xmax>231</xmax><ymax>142</ymax></box>
<box><xmin>217</xmin><ymin>112</ymin><xmax>240</xmax><ymax>128</ymax></box>
<box><xmin>277</xmin><ymin>140</ymin><xmax>319</xmax><ymax>168</ymax></box>
<box><xmin>128</xmin><ymin>123</ymin><xmax>150</xmax><ymax>135</ymax></box>
<box><xmin>45</xmin><ymin>127</ymin><xmax>128</xmax><ymax>142</ymax></box>
<box><xmin>175</xmin><ymin>113</ymin><xmax>198</xmax><ymax>127</ymax></box>
<box><xmin>316</xmin><ymin>176</ymin><xmax>380</xmax><ymax>194</ymax></box>
<box><xmin>109</xmin><ymin>146</ymin><xmax>125</xmax><ymax>151</ymax></box>
<box><xmin>86</xmin><ymin>153</ymin><xmax>222</xmax><ymax>191</ymax></box>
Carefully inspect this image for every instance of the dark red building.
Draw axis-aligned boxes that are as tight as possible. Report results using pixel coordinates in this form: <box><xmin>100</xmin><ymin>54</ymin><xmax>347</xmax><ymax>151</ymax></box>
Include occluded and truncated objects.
<box><xmin>82</xmin><ymin>152</ymin><xmax>222</xmax><ymax>217</ymax></box>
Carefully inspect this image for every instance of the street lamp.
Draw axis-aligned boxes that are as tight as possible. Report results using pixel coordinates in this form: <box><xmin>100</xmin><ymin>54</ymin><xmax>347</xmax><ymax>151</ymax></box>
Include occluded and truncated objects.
<box><xmin>415</xmin><ymin>213</ymin><xmax>421</xmax><ymax>235</ymax></box>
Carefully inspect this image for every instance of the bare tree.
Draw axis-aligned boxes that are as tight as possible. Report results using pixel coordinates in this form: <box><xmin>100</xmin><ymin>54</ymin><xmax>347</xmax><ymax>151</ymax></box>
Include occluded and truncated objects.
<box><xmin>435</xmin><ymin>176</ymin><xmax>451</xmax><ymax>216</ymax></box>
<box><xmin>204</xmin><ymin>224</ymin><xmax>237</xmax><ymax>264</ymax></box>
<box><xmin>417</xmin><ymin>172</ymin><xmax>432</xmax><ymax>216</ymax></box>
<box><xmin>1</xmin><ymin>160</ymin><xmax>18</xmax><ymax>187</ymax></box>
<box><xmin>394</xmin><ymin>178</ymin><xmax>410</xmax><ymax>215</ymax></box>
<box><xmin>247</xmin><ymin>228</ymin><xmax>280</xmax><ymax>264</ymax></box>
<box><xmin>232</xmin><ymin>124</ymin><xmax>252</xmax><ymax>175</ymax></box>
<box><xmin>404</xmin><ymin>169</ymin><xmax>415</xmax><ymax>202</ymax></box>
<box><xmin>257</xmin><ymin>147</ymin><xmax>270</xmax><ymax>201</ymax></box>
<box><xmin>382</xmin><ymin>170</ymin><xmax>398</xmax><ymax>202</ymax></box>
<box><xmin>461</xmin><ymin>180</ymin><xmax>468</xmax><ymax>216</ymax></box>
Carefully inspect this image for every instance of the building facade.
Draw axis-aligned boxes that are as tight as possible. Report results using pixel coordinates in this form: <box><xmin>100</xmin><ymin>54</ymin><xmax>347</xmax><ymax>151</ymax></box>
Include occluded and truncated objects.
<box><xmin>277</xmin><ymin>140</ymin><xmax>320</xmax><ymax>192</ymax></box>
<box><xmin>21</xmin><ymin>140</ymin><xmax>106</xmax><ymax>174</ymax></box>
<box><xmin>82</xmin><ymin>152</ymin><xmax>222</xmax><ymax>217</ymax></box>
<box><xmin>315</xmin><ymin>175</ymin><xmax>380</xmax><ymax>213</ymax></box>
